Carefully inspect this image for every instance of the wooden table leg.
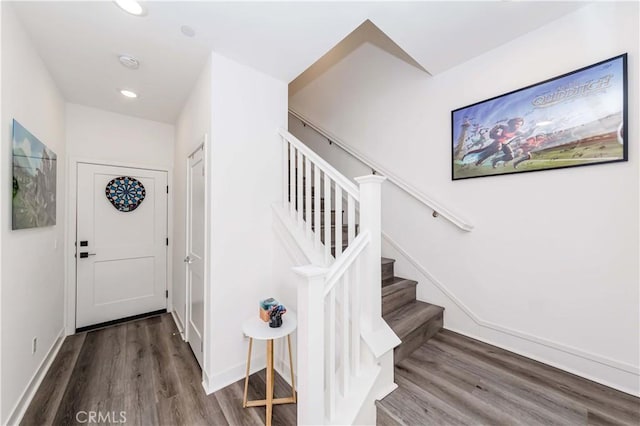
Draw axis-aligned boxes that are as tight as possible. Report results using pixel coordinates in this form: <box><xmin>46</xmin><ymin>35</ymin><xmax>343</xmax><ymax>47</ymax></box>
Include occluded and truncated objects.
<box><xmin>266</xmin><ymin>339</ymin><xmax>274</xmax><ymax>426</ymax></box>
<box><xmin>243</xmin><ymin>337</ymin><xmax>253</xmax><ymax>408</ymax></box>
<box><xmin>287</xmin><ymin>334</ymin><xmax>296</xmax><ymax>402</ymax></box>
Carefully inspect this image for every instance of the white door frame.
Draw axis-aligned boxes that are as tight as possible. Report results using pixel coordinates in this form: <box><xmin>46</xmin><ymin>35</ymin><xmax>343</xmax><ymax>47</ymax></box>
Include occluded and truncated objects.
<box><xmin>65</xmin><ymin>158</ymin><xmax>173</xmax><ymax>335</ymax></box>
<box><xmin>184</xmin><ymin>135</ymin><xmax>210</xmax><ymax>379</ymax></box>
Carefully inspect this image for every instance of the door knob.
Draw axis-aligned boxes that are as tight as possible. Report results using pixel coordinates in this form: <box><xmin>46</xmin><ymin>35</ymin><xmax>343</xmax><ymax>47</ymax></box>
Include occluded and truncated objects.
<box><xmin>184</xmin><ymin>256</ymin><xmax>194</xmax><ymax>264</ymax></box>
<box><xmin>79</xmin><ymin>252</ymin><xmax>97</xmax><ymax>258</ymax></box>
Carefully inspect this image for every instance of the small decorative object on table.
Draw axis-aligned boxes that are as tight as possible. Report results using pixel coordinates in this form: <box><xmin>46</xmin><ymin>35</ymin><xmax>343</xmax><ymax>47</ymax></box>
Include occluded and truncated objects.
<box><xmin>268</xmin><ymin>305</ymin><xmax>287</xmax><ymax>328</ymax></box>
<box><xmin>260</xmin><ymin>298</ymin><xmax>278</xmax><ymax>322</ymax></box>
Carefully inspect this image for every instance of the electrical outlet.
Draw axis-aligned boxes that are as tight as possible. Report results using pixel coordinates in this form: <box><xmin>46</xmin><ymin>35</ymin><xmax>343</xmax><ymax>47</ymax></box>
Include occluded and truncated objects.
<box><xmin>32</xmin><ymin>337</ymin><xmax>37</xmax><ymax>354</ymax></box>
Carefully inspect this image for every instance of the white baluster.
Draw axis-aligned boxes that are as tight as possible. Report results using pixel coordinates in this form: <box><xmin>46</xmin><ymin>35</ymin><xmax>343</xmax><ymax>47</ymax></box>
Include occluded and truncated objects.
<box><xmin>305</xmin><ymin>157</ymin><xmax>312</xmax><ymax>237</ymax></box>
<box><xmin>352</xmin><ymin>256</ymin><xmax>361</xmax><ymax>376</ymax></box>
<box><xmin>327</xmin><ymin>287</ymin><xmax>336</xmax><ymax>421</ymax></box>
<box><xmin>289</xmin><ymin>146</ymin><xmax>296</xmax><ymax>218</ymax></box>
<box><xmin>293</xmin><ymin>265</ymin><xmax>327</xmax><ymax>426</ymax></box>
<box><xmin>314</xmin><ymin>165</ymin><xmax>321</xmax><ymax>249</ymax></box>
<box><xmin>341</xmin><ymin>273</ymin><xmax>350</xmax><ymax>396</ymax></box>
<box><xmin>347</xmin><ymin>194</ymin><xmax>355</xmax><ymax>246</ymax></box>
<box><xmin>283</xmin><ymin>139</ymin><xmax>288</xmax><ymax>209</ymax></box>
<box><xmin>335</xmin><ymin>187</ymin><xmax>342</xmax><ymax>258</ymax></box>
<box><xmin>324</xmin><ymin>175</ymin><xmax>331</xmax><ymax>264</ymax></box>
<box><xmin>297</xmin><ymin>152</ymin><xmax>304</xmax><ymax>226</ymax></box>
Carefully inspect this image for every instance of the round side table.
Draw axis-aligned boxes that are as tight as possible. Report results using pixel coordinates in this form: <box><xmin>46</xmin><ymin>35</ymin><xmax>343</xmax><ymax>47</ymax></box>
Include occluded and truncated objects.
<box><xmin>242</xmin><ymin>311</ymin><xmax>297</xmax><ymax>426</ymax></box>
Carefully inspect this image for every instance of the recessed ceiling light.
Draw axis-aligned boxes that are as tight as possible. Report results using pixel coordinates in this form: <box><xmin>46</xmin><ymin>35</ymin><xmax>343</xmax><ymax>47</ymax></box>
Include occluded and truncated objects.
<box><xmin>120</xmin><ymin>89</ymin><xmax>138</xmax><ymax>98</ymax></box>
<box><xmin>114</xmin><ymin>0</ymin><xmax>145</xmax><ymax>16</ymax></box>
<box><xmin>119</xmin><ymin>55</ymin><xmax>140</xmax><ymax>70</ymax></box>
<box><xmin>181</xmin><ymin>25</ymin><xmax>196</xmax><ymax>38</ymax></box>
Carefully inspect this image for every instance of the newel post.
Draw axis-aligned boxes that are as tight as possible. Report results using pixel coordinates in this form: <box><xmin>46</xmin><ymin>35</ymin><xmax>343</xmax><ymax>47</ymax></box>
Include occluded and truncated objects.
<box><xmin>355</xmin><ymin>175</ymin><xmax>386</xmax><ymax>332</ymax></box>
<box><xmin>293</xmin><ymin>265</ymin><xmax>328</xmax><ymax>425</ymax></box>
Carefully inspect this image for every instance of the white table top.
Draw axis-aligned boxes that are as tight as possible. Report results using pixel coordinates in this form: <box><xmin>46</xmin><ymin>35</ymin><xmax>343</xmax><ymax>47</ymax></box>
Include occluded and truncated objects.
<box><xmin>242</xmin><ymin>311</ymin><xmax>297</xmax><ymax>340</ymax></box>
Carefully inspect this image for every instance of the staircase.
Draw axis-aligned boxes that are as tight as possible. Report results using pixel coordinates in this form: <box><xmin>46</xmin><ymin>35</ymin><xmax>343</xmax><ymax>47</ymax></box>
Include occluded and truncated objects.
<box><xmin>278</xmin><ymin>128</ymin><xmax>401</xmax><ymax>425</ymax></box>
<box><xmin>377</xmin><ymin>258</ymin><xmax>446</xmax><ymax>425</ymax></box>
<box><xmin>279</xmin><ymin>127</ymin><xmax>456</xmax><ymax>425</ymax></box>
<box><xmin>381</xmin><ymin>257</ymin><xmax>444</xmax><ymax>365</ymax></box>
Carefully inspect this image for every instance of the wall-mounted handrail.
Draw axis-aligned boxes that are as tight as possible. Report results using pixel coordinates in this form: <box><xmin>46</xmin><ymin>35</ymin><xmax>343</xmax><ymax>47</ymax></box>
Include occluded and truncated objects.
<box><xmin>289</xmin><ymin>108</ymin><xmax>474</xmax><ymax>232</ymax></box>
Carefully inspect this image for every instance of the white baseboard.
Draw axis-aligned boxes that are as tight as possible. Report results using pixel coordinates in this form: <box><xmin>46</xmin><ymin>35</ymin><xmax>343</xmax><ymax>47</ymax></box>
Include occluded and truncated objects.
<box><xmin>445</xmin><ymin>325</ymin><xmax>640</xmax><ymax>397</ymax></box>
<box><xmin>202</xmin><ymin>370</ymin><xmax>212</xmax><ymax>394</ymax></box>
<box><xmin>171</xmin><ymin>309</ymin><xmax>185</xmax><ymax>339</ymax></box>
<box><xmin>382</xmin><ymin>232</ymin><xmax>640</xmax><ymax>395</ymax></box>
<box><xmin>5</xmin><ymin>329</ymin><xmax>65</xmax><ymax>426</ymax></box>
<box><xmin>202</xmin><ymin>355</ymin><xmax>267</xmax><ymax>395</ymax></box>
<box><xmin>274</xmin><ymin>356</ymin><xmax>298</xmax><ymax>389</ymax></box>
<box><xmin>374</xmin><ymin>382</ymin><xmax>398</xmax><ymax>401</ymax></box>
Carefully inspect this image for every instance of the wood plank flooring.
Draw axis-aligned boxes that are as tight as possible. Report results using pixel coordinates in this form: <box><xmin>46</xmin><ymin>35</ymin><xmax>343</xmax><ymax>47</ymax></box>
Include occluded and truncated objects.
<box><xmin>377</xmin><ymin>330</ymin><xmax>640</xmax><ymax>426</ymax></box>
<box><xmin>22</xmin><ymin>313</ymin><xmax>639</xmax><ymax>426</ymax></box>
<box><xmin>21</xmin><ymin>314</ymin><xmax>296</xmax><ymax>426</ymax></box>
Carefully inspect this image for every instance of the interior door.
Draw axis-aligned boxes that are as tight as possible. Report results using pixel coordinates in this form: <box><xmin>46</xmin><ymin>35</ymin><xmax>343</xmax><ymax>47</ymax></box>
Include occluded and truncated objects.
<box><xmin>76</xmin><ymin>163</ymin><xmax>168</xmax><ymax>329</ymax></box>
<box><xmin>186</xmin><ymin>145</ymin><xmax>205</xmax><ymax>367</ymax></box>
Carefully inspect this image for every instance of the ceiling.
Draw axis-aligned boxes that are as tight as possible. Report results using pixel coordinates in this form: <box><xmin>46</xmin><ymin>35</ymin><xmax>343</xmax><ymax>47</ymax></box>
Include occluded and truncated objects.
<box><xmin>9</xmin><ymin>1</ymin><xmax>586</xmax><ymax>124</ymax></box>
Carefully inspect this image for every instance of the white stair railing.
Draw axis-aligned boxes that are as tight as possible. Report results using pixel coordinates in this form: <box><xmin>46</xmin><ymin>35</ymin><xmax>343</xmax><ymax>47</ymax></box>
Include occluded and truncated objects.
<box><xmin>294</xmin><ymin>231</ymin><xmax>371</xmax><ymax>424</ymax></box>
<box><xmin>280</xmin><ymin>129</ymin><xmax>359</xmax><ymax>265</ymax></box>
<box><xmin>280</xmin><ymin>128</ymin><xmax>393</xmax><ymax>425</ymax></box>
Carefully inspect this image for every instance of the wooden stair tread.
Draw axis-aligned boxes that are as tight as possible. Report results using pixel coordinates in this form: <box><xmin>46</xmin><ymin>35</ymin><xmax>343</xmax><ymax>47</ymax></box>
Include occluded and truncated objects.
<box><xmin>381</xmin><ymin>257</ymin><xmax>395</xmax><ymax>265</ymax></box>
<box><xmin>381</xmin><ymin>277</ymin><xmax>417</xmax><ymax>293</ymax></box>
<box><xmin>384</xmin><ymin>301</ymin><xmax>444</xmax><ymax>340</ymax></box>
<box><xmin>318</xmin><ymin>224</ymin><xmax>350</xmax><ymax>229</ymax></box>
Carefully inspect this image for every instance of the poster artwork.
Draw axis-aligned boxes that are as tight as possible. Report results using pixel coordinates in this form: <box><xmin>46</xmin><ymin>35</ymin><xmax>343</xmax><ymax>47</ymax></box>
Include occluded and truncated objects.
<box><xmin>452</xmin><ymin>54</ymin><xmax>627</xmax><ymax>180</ymax></box>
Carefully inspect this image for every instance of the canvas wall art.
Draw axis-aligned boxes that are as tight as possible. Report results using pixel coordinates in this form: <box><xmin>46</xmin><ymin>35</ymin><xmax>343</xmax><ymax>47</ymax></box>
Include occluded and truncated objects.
<box><xmin>452</xmin><ymin>54</ymin><xmax>628</xmax><ymax>180</ymax></box>
<box><xmin>12</xmin><ymin>119</ymin><xmax>57</xmax><ymax>229</ymax></box>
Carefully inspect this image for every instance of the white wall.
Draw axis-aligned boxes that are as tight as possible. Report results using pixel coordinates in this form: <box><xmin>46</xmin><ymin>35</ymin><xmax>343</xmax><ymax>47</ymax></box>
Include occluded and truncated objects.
<box><xmin>1</xmin><ymin>3</ymin><xmax>67</xmax><ymax>423</ymax></box>
<box><xmin>66</xmin><ymin>103</ymin><xmax>174</xmax><ymax>168</ymax></box>
<box><xmin>64</xmin><ymin>103</ymin><xmax>175</xmax><ymax>334</ymax></box>
<box><xmin>1</xmin><ymin>3</ymin><xmax>4</xmax><ymax>419</ymax></box>
<box><xmin>205</xmin><ymin>52</ymin><xmax>288</xmax><ymax>392</ymax></box>
<box><xmin>173</xmin><ymin>55</ymin><xmax>212</xmax><ymax>337</ymax></box>
<box><xmin>289</xmin><ymin>2</ymin><xmax>640</xmax><ymax>395</ymax></box>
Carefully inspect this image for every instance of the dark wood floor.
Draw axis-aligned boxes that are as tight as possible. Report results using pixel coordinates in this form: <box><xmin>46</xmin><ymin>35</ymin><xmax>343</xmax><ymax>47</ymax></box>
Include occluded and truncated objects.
<box><xmin>377</xmin><ymin>329</ymin><xmax>640</xmax><ymax>426</ymax></box>
<box><xmin>21</xmin><ymin>314</ymin><xmax>296</xmax><ymax>426</ymax></box>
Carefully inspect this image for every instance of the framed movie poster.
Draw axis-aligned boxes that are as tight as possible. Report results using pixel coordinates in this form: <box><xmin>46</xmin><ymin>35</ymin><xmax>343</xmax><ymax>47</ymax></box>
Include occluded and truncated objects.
<box><xmin>452</xmin><ymin>54</ymin><xmax>627</xmax><ymax>180</ymax></box>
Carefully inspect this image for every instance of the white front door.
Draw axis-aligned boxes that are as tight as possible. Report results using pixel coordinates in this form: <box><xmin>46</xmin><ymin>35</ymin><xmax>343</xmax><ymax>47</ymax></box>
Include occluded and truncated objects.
<box><xmin>76</xmin><ymin>163</ymin><xmax>168</xmax><ymax>329</ymax></box>
<box><xmin>186</xmin><ymin>145</ymin><xmax>205</xmax><ymax>367</ymax></box>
